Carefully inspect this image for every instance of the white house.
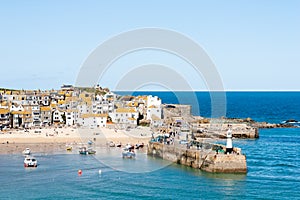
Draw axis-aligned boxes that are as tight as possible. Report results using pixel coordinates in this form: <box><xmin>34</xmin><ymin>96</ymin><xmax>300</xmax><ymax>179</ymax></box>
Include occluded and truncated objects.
<box><xmin>31</xmin><ymin>105</ymin><xmax>41</xmax><ymax>126</ymax></box>
<box><xmin>52</xmin><ymin>109</ymin><xmax>64</xmax><ymax>124</ymax></box>
<box><xmin>77</xmin><ymin>113</ymin><xmax>107</xmax><ymax>128</ymax></box>
<box><xmin>146</xmin><ymin>105</ymin><xmax>162</xmax><ymax>121</ymax></box>
<box><xmin>146</xmin><ymin>95</ymin><xmax>161</xmax><ymax>107</ymax></box>
<box><xmin>65</xmin><ymin>109</ymin><xmax>78</xmax><ymax>126</ymax></box>
<box><xmin>110</xmin><ymin>108</ymin><xmax>138</xmax><ymax>128</ymax></box>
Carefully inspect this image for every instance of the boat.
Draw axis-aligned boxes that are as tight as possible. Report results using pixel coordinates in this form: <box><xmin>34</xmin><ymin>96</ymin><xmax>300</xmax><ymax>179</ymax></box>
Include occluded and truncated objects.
<box><xmin>116</xmin><ymin>143</ymin><xmax>122</xmax><ymax>148</ymax></box>
<box><xmin>24</xmin><ymin>156</ymin><xmax>37</xmax><ymax>167</ymax></box>
<box><xmin>87</xmin><ymin>140</ymin><xmax>93</xmax><ymax>145</ymax></box>
<box><xmin>125</xmin><ymin>144</ymin><xmax>134</xmax><ymax>150</ymax></box>
<box><xmin>66</xmin><ymin>146</ymin><xmax>73</xmax><ymax>151</ymax></box>
<box><xmin>135</xmin><ymin>143</ymin><xmax>144</xmax><ymax>149</ymax></box>
<box><xmin>22</xmin><ymin>148</ymin><xmax>31</xmax><ymax>155</ymax></box>
<box><xmin>108</xmin><ymin>141</ymin><xmax>115</xmax><ymax>147</ymax></box>
<box><xmin>122</xmin><ymin>148</ymin><xmax>136</xmax><ymax>159</ymax></box>
<box><xmin>79</xmin><ymin>147</ymin><xmax>96</xmax><ymax>155</ymax></box>
<box><xmin>281</xmin><ymin>119</ymin><xmax>300</xmax><ymax>127</ymax></box>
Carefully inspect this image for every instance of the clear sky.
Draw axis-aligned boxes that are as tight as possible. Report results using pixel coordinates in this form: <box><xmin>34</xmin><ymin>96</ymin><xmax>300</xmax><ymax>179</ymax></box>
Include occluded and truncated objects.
<box><xmin>0</xmin><ymin>0</ymin><xmax>299</xmax><ymax>91</ymax></box>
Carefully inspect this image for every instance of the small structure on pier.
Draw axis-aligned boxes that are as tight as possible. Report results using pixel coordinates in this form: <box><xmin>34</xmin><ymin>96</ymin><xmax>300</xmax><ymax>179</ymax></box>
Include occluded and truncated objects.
<box><xmin>226</xmin><ymin>128</ymin><xmax>233</xmax><ymax>154</ymax></box>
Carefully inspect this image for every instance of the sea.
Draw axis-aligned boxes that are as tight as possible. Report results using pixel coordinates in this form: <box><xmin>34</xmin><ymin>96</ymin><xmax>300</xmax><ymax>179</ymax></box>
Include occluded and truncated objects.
<box><xmin>0</xmin><ymin>92</ymin><xmax>299</xmax><ymax>200</ymax></box>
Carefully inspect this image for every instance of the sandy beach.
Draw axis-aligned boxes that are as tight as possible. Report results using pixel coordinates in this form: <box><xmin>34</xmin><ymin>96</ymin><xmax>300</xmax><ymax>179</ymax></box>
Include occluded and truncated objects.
<box><xmin>0</xmin><ymin>126</ymin><xmax>152</xmax><ymax>154</ymax></box>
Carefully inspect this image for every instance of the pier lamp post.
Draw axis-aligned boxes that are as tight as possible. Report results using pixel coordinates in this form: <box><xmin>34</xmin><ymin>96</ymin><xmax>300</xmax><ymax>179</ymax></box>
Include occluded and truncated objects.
<box><xmin>226</xmin><ymin>128</ymin><xmax>233</xmax><ymax>154</ymax></box>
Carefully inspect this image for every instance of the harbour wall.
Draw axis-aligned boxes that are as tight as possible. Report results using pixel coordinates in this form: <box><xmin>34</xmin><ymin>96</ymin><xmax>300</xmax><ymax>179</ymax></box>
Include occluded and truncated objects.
<box><xmin>148</xmin><ymin>142</ymin><xmax>247</xmax><ymax>173</ymax></box>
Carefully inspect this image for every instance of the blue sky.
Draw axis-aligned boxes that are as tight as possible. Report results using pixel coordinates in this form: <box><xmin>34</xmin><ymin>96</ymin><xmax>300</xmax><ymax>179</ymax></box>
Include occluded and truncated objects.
<box><xmin>0</xmin><ymin>0</ymin><xmax>299</xmax><ymax>91</ymax></box>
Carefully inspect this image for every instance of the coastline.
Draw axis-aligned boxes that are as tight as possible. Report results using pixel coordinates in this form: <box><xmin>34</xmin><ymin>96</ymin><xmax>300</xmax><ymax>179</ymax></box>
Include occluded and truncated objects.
<box><xmin>0</xmin><ymin>126</ymin><xmax>152</xmax><ymax>154</ymax></box>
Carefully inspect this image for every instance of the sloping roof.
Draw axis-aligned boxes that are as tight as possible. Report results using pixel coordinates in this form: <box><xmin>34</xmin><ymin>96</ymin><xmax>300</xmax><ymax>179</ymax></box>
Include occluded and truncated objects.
<box><xmin>148</xmin><ymin>105</ymin><xmax>157</xmax><ymax>108</ymax></box>
<box><xmin>1</xmin><ymin>101</ymin><xmax>8</xmax><ymax>106</ymax></box>
<box><xmin>40</xmin><ymin>106</ymin><xmax>51</xmax><ymax>111</ymax></box>
<box><xmin>127</xmin><ymin>101</ymin><xmax>138</xmax><ymax>107</ymax></box>
<box><xmin>80</xmin><ymin>113</ymin><xmax>108</xmax><ymax>118</ymax></box>
<box><xmin>11</xmin><ymin>110</ymin><xmax>31</xmax><ymax>115</ymax></box>
<box><xmin>65</xmin><ymin>109</ymin><xmax>78</xmax><ymax>113</ymax></box>
<box><xmin>116</xmin><ymin>108</ymin><xmax>137</xmax><ymax>113</ymax></box>
<box><xmin>65</xmin><ymin>96</ymin><xmax>79</xmax><ymax>102</ymax></box>
<box><xmin>136</xmin><ymin>96</ymin><xmax>148</xmax><ymax>100</ymax></box>
<box><xmin>0</xmin><ymin>108</ymin><xmax>9</xmax><ymax>114</ymax></box>
<box><xmin>58</xmin><ymin>100</ymin><xmax>65</xmax><ymax>105</ymax></box>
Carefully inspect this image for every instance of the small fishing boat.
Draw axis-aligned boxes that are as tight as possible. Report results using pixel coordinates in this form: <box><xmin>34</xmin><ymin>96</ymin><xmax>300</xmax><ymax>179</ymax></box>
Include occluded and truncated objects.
<box><xmin>125</xmin><ymin>144</ymin><xmax>134</xmax><ymax>150</ymax></box>
<box><xmin>66</xmin><ymin>146</ymin><xmax>73</xmax><ymax>151</ymax></box>
<box><xmin>135</xmin><ymin>143</ymin><xmax>144</xmax><ymax>149</ymax></box>
<box><xmin>116</xmin><ymin>143</ymin><xmax>122</xmax><ymax>148</ymax></box>
<box><xmin>22</xmin><ymin>148</ymin><xmax>31</xmax><ymax>155</ymax></box>
<box><xmin>24</xmin><ymin>156</ymin><xmax>37</xmax><ymax>167</ymax></box>
<box><xmin>79</xmin><ymin>147</ymin><xmax>96</xmax><ymax>155</ymax></box>
<box><xmin>108</xmin><ymin>141</ymin><xmax>115</xmax><ymax>147</ymax></box>
<box><xmin>122</xmin><ymin>148</ymin><xmax>135</xmax><ymax>159</ymax></box>
<box><xmin>87</xmin><ymin>140</ymin><xmax>93</xmax><ymax>145</ymax></box>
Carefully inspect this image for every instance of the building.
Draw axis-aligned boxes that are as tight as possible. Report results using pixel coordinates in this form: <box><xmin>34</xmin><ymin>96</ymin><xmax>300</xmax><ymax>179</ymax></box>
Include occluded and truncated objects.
<box><xmin>146</xmin><ymin>105</ymin><xmax>162</xmax><ymax>121</ymax></box>
<box><xmin>40</xmin><ymin>106</ymin><xmax>51</xmax><ymax>126</ymax></box>
<box><xmin>110</xmin><ymin>107</ymin><xmax>138</xmax><ymax>128</ymax></box>
<box><xmin>65</xmin><ymin>109</ymin><xmax>78</xmax><ymax>126</ymax></box>
<box><xmin>0</xmin><ymin>108</ymin><xmax>10</xmax><ymax>129</ymax></box>
<box><xmin>77</xmin><ymin>113</ymin><xmax>107</xmax><ymax>128</ymax></box>
<box><xmin>52</xmin><ymin>109</ymin><xmax>65</xmax><ymax>124</ymax></box>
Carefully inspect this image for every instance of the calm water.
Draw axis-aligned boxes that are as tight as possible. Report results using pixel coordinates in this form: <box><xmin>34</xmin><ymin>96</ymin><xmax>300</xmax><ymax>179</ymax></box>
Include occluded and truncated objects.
<box><xmin>0</xmin><ymin>92</ymin><xmax>300</xmax><ymax>199</ymax></box>
<box><xmin>117</xmin><ymin>91</ymin><xmax>300</xmax><ymax>123</ymax></box>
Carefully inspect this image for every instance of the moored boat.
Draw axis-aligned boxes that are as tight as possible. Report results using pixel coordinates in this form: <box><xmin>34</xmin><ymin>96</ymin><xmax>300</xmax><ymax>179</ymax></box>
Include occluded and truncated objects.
<box><xmin>108</xmin><ymin>141</ymin><xmax>115</xmax><ymax>147</ymax></box>
<box><xmin>22</xmin><ymin>148</ymin><xmax>31</xmax><ymax>155</ymax></box>
<box><xmin>116</xmin><ymin>142</ymin><xmax>122</xmax><ymax>148</ymax></box>
<box><xmin>24</xmin><ymin>156</ymin><xmax>37</xmax><ymax>167</ymax></box>
<box><xmin>66</xmin><ymin>146</ymin><xmax>73</xmax><ymax>151</ymax></box>
<box><xmin>122</xmin><ymin>148</ymin><xmax>136</xmax><ymax>159</ymax></box>
<box><xmin>135</xmin><ymin>143</ymin><xmax>144</xmax><ymax>149</ymax></box>
<box><xmin>79</xmin><ymin>147</ymin><xmax>96</xmax><ymax>155</ymax></box>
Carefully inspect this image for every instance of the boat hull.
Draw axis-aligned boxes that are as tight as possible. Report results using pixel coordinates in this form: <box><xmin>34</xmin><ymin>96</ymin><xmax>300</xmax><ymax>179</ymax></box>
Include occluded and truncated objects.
<box><xmin>24</xmin><ymin>156</ymin><xmax>37</xmax><ymax>167</ymax></box>
<box><xmin>122</xmin><ymin>151</ymin><xmax>136</xmax><ymax>159</ymax></box>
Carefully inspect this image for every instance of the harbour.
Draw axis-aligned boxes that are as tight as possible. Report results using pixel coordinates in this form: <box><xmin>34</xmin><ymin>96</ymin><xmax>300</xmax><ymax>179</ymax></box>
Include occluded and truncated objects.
<box><xmin>0</xmin><ymin>128</ymin><xmax>299</xmax><ymax>199</ymax></box>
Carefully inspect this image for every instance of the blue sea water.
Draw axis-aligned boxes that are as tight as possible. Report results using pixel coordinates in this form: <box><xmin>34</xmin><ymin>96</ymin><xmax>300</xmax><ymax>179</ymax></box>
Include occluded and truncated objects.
<box><xmin>117</xmin><ymin>91</ymin><xmax>300</xmax><ymax>123</ymax></box>
<box><xmin>0</xmin><ymin>92</ymin><xmax>300</xmax><ymax>199</ymax></box>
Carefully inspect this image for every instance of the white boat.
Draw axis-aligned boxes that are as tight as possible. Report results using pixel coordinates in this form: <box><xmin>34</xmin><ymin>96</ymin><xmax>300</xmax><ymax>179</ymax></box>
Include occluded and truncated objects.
<box><xmin>108</xmin><ymin>141</ymin><xmax>115</xmax><ymax>147</ymax></box>
<box><xmin>79</xmin><ymin>147</ymin><xmax>96</xmax><ymax>155</ymax></box>
<box><xmin>22</xmin><ymin>148</ymin><xmax>31</xmax><ymax>155</ymax></box>
<box><xmin>24</xmin><ymin>156</ymin><xmax>37</xmax><ymax>167</ymax></box>
<box><xmin>122</xmin><ymin>148</ymin><xmax>136</xmax><ymax>159</ymax></box>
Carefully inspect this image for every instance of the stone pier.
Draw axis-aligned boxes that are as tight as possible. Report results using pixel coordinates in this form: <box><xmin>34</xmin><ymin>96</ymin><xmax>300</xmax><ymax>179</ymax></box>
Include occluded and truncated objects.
<box><xmin>148</xmin><ymin>142</ymin><xmax>247</xmax><ymax>173</ymax></box>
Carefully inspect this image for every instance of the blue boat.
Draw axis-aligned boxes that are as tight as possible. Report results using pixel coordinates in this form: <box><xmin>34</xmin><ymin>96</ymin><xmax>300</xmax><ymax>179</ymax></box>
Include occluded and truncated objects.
<box><xmin>122</xmin><ymin>147</ymin><xmax>135</xmax><ymax>159</ymax></box>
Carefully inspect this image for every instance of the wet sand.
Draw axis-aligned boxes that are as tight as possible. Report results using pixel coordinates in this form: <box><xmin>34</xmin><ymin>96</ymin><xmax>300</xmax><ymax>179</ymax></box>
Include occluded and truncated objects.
<box><xmin>0</xmin><ymin>126</ymin><xmax>152</xmax><ymax>154</ymax></box>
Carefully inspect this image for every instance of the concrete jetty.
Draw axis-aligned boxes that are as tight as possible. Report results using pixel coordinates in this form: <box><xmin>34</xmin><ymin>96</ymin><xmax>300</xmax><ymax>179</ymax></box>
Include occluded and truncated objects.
<box><xmin>147</xmin><ymin>142</ymin><xmax>247</xmax><ymax>173</ymax></box>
